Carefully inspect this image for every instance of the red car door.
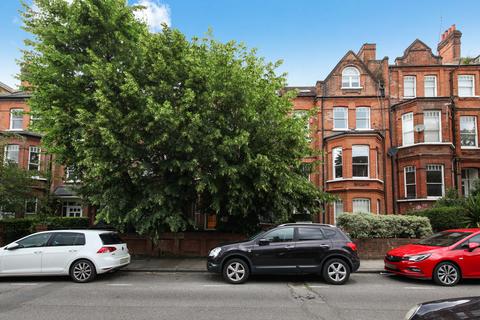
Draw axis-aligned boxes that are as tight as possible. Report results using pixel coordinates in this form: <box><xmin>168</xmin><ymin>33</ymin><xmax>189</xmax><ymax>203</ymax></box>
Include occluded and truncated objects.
<box><xmin>460</xmin><ymin>234</ymin><xmax>480</xmax><ymax>277</ymax></box>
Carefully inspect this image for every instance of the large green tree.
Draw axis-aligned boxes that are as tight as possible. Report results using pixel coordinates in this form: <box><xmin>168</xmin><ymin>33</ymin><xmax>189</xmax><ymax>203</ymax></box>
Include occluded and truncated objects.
<box><xmin>21</xmin><ymin>0</ymin><xmax>332</xmax><ymax>237</ymax></box>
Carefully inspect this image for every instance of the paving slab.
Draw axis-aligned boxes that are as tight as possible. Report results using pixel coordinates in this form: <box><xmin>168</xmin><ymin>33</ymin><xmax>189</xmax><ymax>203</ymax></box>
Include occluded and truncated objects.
<box><xmin>124</xmin><ymin>258</ymin><xmax>384</xmax><ymax>273</ymax></box>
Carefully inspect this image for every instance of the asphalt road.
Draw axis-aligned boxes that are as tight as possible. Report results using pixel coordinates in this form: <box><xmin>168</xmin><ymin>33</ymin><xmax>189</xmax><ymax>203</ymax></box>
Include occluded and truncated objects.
<box><xmin>0</xmin><ymin>272</ymin><xmax>479</xmax><ymax>320</ymax></box>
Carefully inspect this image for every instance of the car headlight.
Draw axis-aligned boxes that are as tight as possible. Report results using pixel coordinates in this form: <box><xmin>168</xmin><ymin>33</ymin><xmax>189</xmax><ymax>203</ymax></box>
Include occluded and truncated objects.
<box><xmin>404</xmin><ymin>304</ymin><xmax>421</xmax><ymax>320</ymax></box>
<box><xmin>405</xmin><ymin>254</ymin><xmax>431</xmax><ymax>262</ymax></box>
<box><xmin>209</xmin><ymin>247</ymin><xmax>221</xmax><ymax>258</ymax></box>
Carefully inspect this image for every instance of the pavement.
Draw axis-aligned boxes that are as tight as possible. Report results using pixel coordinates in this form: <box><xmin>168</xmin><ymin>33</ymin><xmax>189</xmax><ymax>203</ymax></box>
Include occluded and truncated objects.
<box><xmin>2</xmin><ymin>272</ymin><xmax>480</xmax><ymax>320</ymax></box>
<box><xmin>124</xmin><ymin>257</ymin><xmax>385</xmax><ymax>273</ymax></box>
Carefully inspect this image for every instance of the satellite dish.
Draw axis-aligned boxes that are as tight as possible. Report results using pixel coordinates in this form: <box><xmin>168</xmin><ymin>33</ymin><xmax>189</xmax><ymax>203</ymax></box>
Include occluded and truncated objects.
<box><xmin>414</xmin><ymin>124</ymin><xmax>425</xmax><ymax>132</ymax></box>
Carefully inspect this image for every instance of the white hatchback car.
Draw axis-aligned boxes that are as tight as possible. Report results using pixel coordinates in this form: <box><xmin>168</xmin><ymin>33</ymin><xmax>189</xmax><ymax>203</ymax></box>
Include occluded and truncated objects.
<box><xmin>0</xmin><ymin>230</ymin><xmax>130</xmax><ymax>282</ymax></box>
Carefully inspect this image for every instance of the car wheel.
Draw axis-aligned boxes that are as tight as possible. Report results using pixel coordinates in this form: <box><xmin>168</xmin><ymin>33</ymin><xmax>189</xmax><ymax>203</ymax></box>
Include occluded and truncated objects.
<box><xmin>70</xmin><ymin>259</ymin><xmax>97</xmax><ymax>283</ymax></box>
<box><xmin>322</xmin><ymin>258</ymin><xmax>350</xmax><ymax>285</ymax></box>
<box><xmin>222</xmin><ymin>258</ymin><xmax>249</xmax><ymax>284</ymax></box>
<box><xmin>433</xmin><ymin>262</ymin><xmax>461</xmax><ymax>286</ymax></box>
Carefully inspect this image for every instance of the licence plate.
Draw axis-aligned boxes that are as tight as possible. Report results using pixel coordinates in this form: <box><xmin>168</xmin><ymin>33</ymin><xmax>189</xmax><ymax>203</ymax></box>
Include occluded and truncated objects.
<box><xmin>385</xmin><ymin>263</ymin><xmax>397</xmax><ymax>270</ymax></box>
<box><xmin>120</xmin><ymin>257</ymin><xmax>130</xmax><ymax>264</ymax></box>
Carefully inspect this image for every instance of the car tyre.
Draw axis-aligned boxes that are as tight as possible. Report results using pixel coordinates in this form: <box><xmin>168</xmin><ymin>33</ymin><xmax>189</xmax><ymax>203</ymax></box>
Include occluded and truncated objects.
<box><xmin>433</xmin><ymin>262</ymin><xmax>461</xmax><ymax>286</ymax></box>
<box><xmin>222</xmin><ymin>258</ymin><xmax>249</xmax><ymax>284</ymax></box>
<box><xmin>322</xmin><ymin>258</ymin><xmax>350</xmax><ymax>285</ymax></box>
<box><xmin>70</xmin><ymin>259</ymin><xmax>97</xmax><ymax>283</ymax></box>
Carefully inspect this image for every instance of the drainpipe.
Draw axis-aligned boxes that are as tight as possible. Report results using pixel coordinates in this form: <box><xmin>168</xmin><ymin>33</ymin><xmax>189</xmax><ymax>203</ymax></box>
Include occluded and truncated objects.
<box><xmin>320</xmin><ymin>90</ymin><xmax>326</xmax><ymax>223</ymax></box>
<box><xmin>449</xmin><ymin>63</ymin><xmax>460</xmax><ymax>192</ymax></box>
<box><xmin>388</xmin><ymin>69</ymin><xmax>398</xmax><ymax>214</ymax></box>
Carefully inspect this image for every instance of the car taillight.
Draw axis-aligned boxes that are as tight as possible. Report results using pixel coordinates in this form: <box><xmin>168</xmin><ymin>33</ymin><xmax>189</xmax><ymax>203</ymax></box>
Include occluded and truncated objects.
<box><xmin>97</xmin><ymin>246</ymin><xmax>117</xmax><ymax>254</ymax></box>
<box><xmin>346</xmin><ymin>242</ymin><xmax>357</xmax><ymax>251</ymax></box>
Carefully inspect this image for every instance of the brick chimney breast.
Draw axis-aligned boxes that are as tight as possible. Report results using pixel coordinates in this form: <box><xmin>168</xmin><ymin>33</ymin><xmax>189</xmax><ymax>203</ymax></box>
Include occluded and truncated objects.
<box><xmin>438</xmin><ymin>24</ymin><xmax>462</xmax><ymax>64</ymax></box>
<box><xmin>358</xmin><ymin>43</ymin><xmax>376</xmax><ymax>63</ymax></box>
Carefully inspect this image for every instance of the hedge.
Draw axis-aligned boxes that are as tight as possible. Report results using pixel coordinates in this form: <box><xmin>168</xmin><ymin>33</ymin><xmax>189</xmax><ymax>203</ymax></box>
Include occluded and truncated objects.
<box><xmin>408</xmin><ymin>206</ymin><xmax>468</xmax><ymax>232</ymax></box>
<box><xmin>337</xmin><ymin>213</ymin><xmax>432</xmax><ymax>239</ymax></box>
<box><xmin>0</xmin><ymin>217</ymin><xmax>89</xmax><ymax>244</ymax></box>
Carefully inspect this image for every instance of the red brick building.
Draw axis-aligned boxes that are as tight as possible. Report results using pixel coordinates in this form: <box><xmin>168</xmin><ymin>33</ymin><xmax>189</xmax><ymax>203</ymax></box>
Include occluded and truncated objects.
<box><xmin>289</xmin><ymin>25</ymin><xmax>480</xmax><ymax>222</ymax></box>
<box><xmin>0</xmin><ymin>86</ymin><xmax>90</xmax><ymax>219</ymax></box>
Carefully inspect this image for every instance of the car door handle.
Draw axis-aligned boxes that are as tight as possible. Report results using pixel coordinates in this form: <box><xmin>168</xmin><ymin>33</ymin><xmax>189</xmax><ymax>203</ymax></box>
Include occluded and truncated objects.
<box><xmin>319</xmin><ymin>245</ymin><xmax>330</xmax><ymax>248</ymax></box>
<box><xmin>285</xmin><ymin>245</ymin><xmax>295</xmax><ymax>249</ymax></box>
<box><xmin>68</xmin><ymin>249</ymin><xmax>78</xmax><ymax>253</ymax></box>
<box><xmin>34</xmin><ymin>251</ymin><xmax>42</xmax><ymax>254</ymax></box>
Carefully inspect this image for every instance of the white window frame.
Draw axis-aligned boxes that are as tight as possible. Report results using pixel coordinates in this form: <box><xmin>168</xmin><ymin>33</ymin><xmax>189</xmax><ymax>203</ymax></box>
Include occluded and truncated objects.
<box><xmin>3</xmin><ymin>144</ymin><xmax>19</xmax><ymax>164</ymax></box>
<box><xmin>352</xmin><ymin>145</ymin><xmax>370</xmax><ymax>178</ymax></box>
<box><xmin>352</xmin><ymin>198</ymin><xmax>371</xmax><ymax>213</ymax></box>
<box><xmin>9</xmin><ymin>108</ymin><xmax>24</xmax><ymax>131</ymax></box>
<box><xmin>424</xmin><ymin>75</ymin><xmax>437</xmax><ymax>97</ymax></box>
<box><xmin>462</xmin><ymin>168</ymin><xmax>479</xmax><ymax>197</ymax></box>
<box><xmin>333</xmin><ymin>107</ymin><xmax>348</xmax><ymax>130</ymax></box>
<box><xmin>424</xmin><ymin>110</ymin><xmax>442</xmax><ymax>143</ymax></box>
<box><xmin>426</xmin><ymin>164</ymin><xmax>444</xmax><ymax>198</ymax></box>
<box><xmin>62</xmin><ymin>201</ymin><xmax>83</xmax><ymax>217</ymax></box>
<box><xmin>355</xmin><ymin>107</ymin><xmax>370</xmax><ymax>130</ymax></box>
<box><xmin>25</xmin><ymin>198</ymin><xmax>38</xmax><ymax>215</ymax></box>
<box><xmin>402</xmin><ymin>112</ymin><xmax>414</xmax><ymax>146</ymax></box>
<box><xmin>404</xmin><ymin>166</ymin><xmax>416</xmax><ymax>199</ymax></box>
<box><xmin>376</xmin><ymin>199</ymin><xmax>381</xmax><ymax>214</ymax></box>
<box><xmin>28</xmin><ymin>146</ymin><xmax>41</xmax><ymax>171</ymax></box>
<box><xmin>460</xmin><ymin>116</ymin><xmax>478</xmax><ymax>148</ymax></box>
<box><xmin>332</xmin><ymin>147</ymin><xmax>343</xmax><ymax>180</ymax></box>
<box><xmin>403</xmin><ymin>76</ymin><xmax>416</xmax><ymax>98</ymax></box>
<box><xmin>333</xmin><ymin>200</ymin><xmax>343</xmax><ymax>224</ymax></box>
<box><xmin>341</xmin><ymin>67</ymin><xmax>361</xmax><ymax>89</ymax></box>
<box><xmin>458</xmin><ymin>75</ymin><xmax>475</xmax><ymax>97</ymax></box>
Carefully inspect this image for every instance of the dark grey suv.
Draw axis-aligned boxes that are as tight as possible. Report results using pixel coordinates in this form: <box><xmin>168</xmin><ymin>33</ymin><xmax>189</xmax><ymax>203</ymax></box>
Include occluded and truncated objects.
<box><xmin>207</xmin><ymin>223</ymin><xmax>360</xmax><ymax>284</ymax></box>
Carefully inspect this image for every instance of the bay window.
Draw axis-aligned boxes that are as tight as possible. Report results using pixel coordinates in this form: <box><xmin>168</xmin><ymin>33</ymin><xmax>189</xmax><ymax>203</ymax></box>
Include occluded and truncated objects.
<box><xmin>404</xmin><ymin>166</ymin><xmax>416</xmax><ymax>199</ymax></box>
<box><xmin>352</xmin><ymin>145</ymin><xmax>369</xmax><ymax>178</ymax></box>
<box><xmin>4</xmin><ymin>144</ymin><xmax>19</xmax><ymax>164</ymax></box>
<box><xmin>462</xmin><ymin>168</ymin><xmax>479</xmax><ymax>197</ymax></box>
<box><xmin>402</xmin><ymin>113</ymin><xmax>414</xmax><ymax>146</ymax></box>
<box><xmin>424</xmin><ymin>111</ymin><xmax>441</xmax><ymax>142</ymax></box>
<box><xmin>352</xmin><ymin>198</ymin><xmax>370</xmax><ymax>213</ymax></box>
<box><xmin>332</xmin><ymin>147</ymin><xmax>343</xmax><ymax>179</ymax></box>
<box><xmin>426</xmin><ymin>165</ymin><xmax>444</xmax><ymax>197</ymax></box>
<box><xmin>28</xmin><ymin>146</ymin><xmax>40</xmax><ymax>171</ymax></box>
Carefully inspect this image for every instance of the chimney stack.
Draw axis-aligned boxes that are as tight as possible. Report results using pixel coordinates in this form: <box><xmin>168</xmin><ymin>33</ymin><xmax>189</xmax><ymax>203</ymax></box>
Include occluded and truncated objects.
<box><xmin>438</xmin><ymin>24</ymin><xmax>462</xmax><ymax>64</ymax></box>
<box><xmin>358</xmin><ymin>43</ymin><xmax>376</xmax><ymax>63</ymax></box>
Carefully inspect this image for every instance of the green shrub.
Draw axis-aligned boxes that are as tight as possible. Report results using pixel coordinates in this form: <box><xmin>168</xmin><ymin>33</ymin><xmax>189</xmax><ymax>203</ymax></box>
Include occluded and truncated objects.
<box><xmin>39</xmin><ymin>217</ymin><xmax>89</xmax><ymax>230</ymax></box>
<box><xmin>337</xmin><ymin>213</ymin><xmax>432</xmax><ymax>239</ymax></box>
<box><xmin>408</xmin><ymin>206</ymin><xmax>468</xmax><ymax>232</ymax></box>
<box><xmin>0</xmin><ymin>217</ymin><xmax>90</xmax><ymax>245</ymax></box>
<box><xmin>0</xmin><ymin>218</ymin><xmax>36</xmax><ymax>244</ymax></box>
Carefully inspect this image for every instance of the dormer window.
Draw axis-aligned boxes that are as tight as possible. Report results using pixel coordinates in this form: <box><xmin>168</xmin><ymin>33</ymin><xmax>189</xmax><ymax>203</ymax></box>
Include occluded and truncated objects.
<box><xmin>342</xmin><ymin>67</ymin><xmax>360</xmax><ymax>89</ymax></box>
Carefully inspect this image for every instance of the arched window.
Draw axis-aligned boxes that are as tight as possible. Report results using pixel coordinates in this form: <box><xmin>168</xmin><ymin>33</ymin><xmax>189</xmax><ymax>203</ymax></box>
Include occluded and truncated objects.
<box><xmin>342</xmin><ymin>67</ymin><xmax>360</xmax><ymax>88</ymax></box>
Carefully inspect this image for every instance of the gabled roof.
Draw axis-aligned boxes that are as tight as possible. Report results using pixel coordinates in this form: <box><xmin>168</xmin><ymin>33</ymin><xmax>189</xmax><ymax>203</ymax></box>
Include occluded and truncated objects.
<box><xmin>323</xmin><ymin>50</ymin><xmax>381</xmax><ymax>85</ymax></box>
<box><xmin>0</xmin><ymin>91</ymin><xmax>31</xmax><ymax>99</ymax></box>
<box><xmin>395</xmin><ymin>39</ymin><xmax>442</xmax><ymax>65</ymax></box>
<box><xmin>284</xmin><ymin>86</ymin><xmax>316</xmax><ymax>97</ymax></box>
<box><xmin>0</xmin><ymin>81</ymin><xmax>14</xmax><ymax>94</ymax></box>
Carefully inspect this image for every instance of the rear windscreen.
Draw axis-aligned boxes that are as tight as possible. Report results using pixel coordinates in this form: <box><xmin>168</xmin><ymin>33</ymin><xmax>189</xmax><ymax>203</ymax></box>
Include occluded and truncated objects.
<box><xmin>99</xmin><ymin>233</ymin><xmax>124</xmax><ymax>245</ymax></box>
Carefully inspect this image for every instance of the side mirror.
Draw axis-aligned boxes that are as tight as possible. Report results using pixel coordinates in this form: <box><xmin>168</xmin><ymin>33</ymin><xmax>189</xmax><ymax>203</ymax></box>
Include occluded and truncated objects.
<box><xmin>5</xmin><ymin>243</ymin><xmax>21</xmax><ymax>251</ymax></box>
<box><xmin>258</xmin><ymin>238</ymin><xmax>270</xmax><ymax>246</ymax></box>
<box><xmin>468</xmin><ymin>242</ymin><xmax>480</xmax><ymax>252</ymax></box>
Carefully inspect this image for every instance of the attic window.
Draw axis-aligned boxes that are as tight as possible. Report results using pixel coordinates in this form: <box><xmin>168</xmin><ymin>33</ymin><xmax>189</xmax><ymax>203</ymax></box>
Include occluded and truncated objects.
<box><xmin>342</xmin><ymin>67</ymin><xmax>360</xmax><ymax>89</ymax></box>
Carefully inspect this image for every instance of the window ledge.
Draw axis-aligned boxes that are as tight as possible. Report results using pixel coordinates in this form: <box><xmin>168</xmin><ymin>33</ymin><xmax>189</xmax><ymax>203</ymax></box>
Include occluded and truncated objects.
<box><xmin>461</xmin><ymin>146</ymin><xmax>480</xmax><ymax>150</ymax></box>
<box><xmin>397</xmin><ymin>142</ymin><xmax>454</xmax><ymax>149</ymax></box>
<box><xmin>354</xmin><ymin>128</ymin><xmax>373</xmax><ymax>131</ymax></box>
<box><xmin>5</xmin><ymin>129</ymin><xmax>24</xmax><ymax>132</ymax></box>
<box><xmin>327</xmin><ymin>178</ymin><xmax>384</xmax><ymax>184</ymax></box>
<box><xmin>332</xmin><ymin>128</ymin><xmax>350</xmax><ymax>132</ymax></box>
<box><xmin>397</xmin><ymin>198</ymin><xmax>440</xmax><ymax>202</ymax></box>
<box><xmin>341</xmin><ymin>87</ymin><xmax>363</xmax><ymax>90</ymax></box>
<box><xmin>31</xmin><ymin>176</ymin><xmax>47</xmax><ymax>181</ymax></box>
<box><xmin>402</xmin><ymin>96</ymin><xmax>416</xmax><ymax>99</ymax></box>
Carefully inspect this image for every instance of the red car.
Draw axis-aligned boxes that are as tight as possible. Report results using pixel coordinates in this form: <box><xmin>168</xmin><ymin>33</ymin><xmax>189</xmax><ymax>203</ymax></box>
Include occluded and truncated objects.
<box><xmin>385</xmin><ymin>228</ymin><xmax>480</xmax><ymax>286</ymax></box>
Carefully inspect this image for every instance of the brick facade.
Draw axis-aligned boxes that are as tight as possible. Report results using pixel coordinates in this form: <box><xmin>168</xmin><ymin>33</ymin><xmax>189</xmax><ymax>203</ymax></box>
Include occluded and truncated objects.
<box><xmin>0</xmin><ymin>91</ymin><xmax>90</xmax><ymax>218</ymax></box>
<box><xmin>290</xmin><ymin>25</ymin><xmax>480</xmax><ymax>221</ymax></box>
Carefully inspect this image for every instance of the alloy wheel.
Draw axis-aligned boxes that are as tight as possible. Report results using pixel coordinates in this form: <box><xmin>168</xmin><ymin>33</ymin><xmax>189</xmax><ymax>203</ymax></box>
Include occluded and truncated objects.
<box><xmin>437</xmin><ymin>264</ymin><xmax>458</xmax><ymax>285</ymax></box>
<box><xmin>73</xmin><ymin>261</ymin><xmax>92</xmax><ymax>282</ymax></box>
<box><xmin>226</xmin><ymin>262</ymin><xmax>246</xmax><ymax>282</ymax></box>
<box><xmin>327</xmin><ymin>262</ymin><xmax>347</xmax><ymax>283</ymax></box>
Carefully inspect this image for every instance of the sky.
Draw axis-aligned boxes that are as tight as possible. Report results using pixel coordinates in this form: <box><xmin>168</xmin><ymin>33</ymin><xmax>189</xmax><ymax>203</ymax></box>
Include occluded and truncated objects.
<box><xmin>1</xmin><ymin>0</ymin><xmax>480</xmax><ymax>89</ymax></box>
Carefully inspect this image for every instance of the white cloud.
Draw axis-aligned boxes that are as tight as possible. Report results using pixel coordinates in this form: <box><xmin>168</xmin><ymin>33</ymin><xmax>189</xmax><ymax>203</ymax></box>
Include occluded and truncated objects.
<box><xmin>133</xmin><ymin>0</ymin><xmax>171</xmax><ymax>32</ymax></box>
